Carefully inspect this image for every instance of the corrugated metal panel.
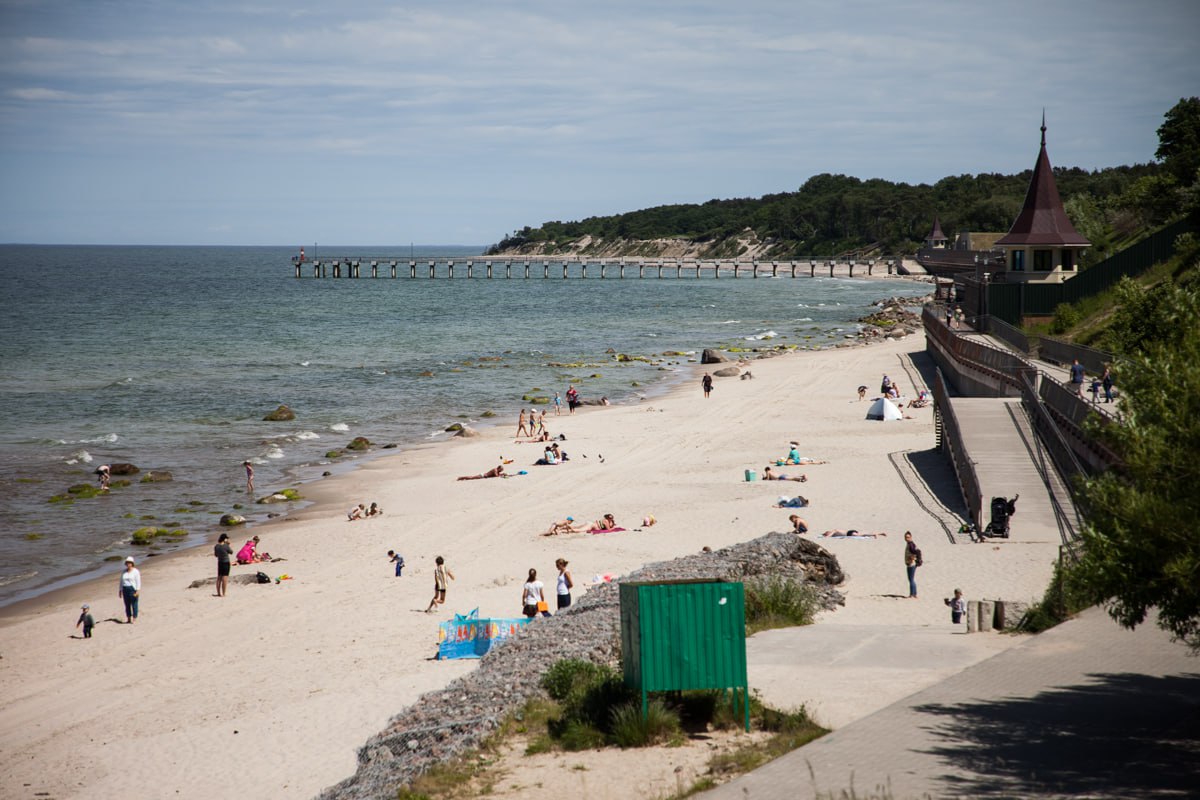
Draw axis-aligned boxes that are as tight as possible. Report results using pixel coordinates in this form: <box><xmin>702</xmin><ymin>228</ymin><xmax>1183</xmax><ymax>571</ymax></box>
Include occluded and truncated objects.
<box><xmin>987</xmin><ymin>283</ymin><xmax>1023</xmax><ymax>325</ymax></box>
<box><xmin>620</xmin><ymin>581</ymin><xmax>746</xmax><ymax>692</ymax></box>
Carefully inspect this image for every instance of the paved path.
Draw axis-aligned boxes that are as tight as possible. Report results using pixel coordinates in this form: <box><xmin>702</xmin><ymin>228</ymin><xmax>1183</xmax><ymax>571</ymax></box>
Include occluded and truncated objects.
<box><xmin>703</xmin><ymin>607</ymin><xmax>1200</xmax><ymax>799</ymax></box>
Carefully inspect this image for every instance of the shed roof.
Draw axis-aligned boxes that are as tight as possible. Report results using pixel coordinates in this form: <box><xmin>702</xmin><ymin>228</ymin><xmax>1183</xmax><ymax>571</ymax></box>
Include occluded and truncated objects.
<box><xmin>996</xmin><ymin>118</ymin><xmax>1090</xmax><ymax>247</ymax></box>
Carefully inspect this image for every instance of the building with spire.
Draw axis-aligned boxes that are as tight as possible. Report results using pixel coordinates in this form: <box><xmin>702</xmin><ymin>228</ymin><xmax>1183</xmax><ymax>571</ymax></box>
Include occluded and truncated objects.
<box><xmin>924</xmin><ymin>217</ymin><xmax>948</xmax><ymax>249</ymax></box>
<box><xmin>994</xmin><ymin>115</ymin><xmax>1090</xmax><ymax>284</ymax></box>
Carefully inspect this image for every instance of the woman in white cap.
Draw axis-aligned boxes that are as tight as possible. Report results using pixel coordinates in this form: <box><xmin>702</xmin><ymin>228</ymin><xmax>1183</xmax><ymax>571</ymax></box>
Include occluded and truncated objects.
<box><xmin>118</xmin><ymin>556</ymin><xmax>141</xmax><ymax>623</ymax></box>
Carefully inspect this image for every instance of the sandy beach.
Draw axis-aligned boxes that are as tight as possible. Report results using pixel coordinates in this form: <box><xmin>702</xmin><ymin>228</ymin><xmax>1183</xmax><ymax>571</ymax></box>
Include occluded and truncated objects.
<box><xmin>0</xmin><ymin>333</ymin><xmax>1061</xmax><ymax>799</ymax></box>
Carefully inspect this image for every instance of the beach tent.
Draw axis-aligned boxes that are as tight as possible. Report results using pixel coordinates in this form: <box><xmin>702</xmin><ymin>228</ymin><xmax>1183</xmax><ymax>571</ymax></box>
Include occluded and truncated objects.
<box><xmin>866</xmin><ymin>397</ymin><xmax>903</xmax><ymax>421</ymax></box>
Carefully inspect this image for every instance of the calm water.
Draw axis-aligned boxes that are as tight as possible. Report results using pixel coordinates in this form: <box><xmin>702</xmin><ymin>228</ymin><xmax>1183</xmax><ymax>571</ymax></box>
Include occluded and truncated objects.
<box><xmin>0</xmin><ymin>245</ymin><xmax>927</xmax><ymax>604</ymax></box>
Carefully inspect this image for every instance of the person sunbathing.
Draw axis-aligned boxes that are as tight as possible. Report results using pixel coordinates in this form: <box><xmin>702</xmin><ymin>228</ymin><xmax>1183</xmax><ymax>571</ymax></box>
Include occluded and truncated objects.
<box><xmin>541</xmin><ymin>516</ymin><xmax>589</xmax><ymax>536</ymax></box>
<box><xmin>774</xmin><ymin>495</ymin><xmax>809</xmax><ymax>508</ymax></box>
<box><xmin>457</xmin><ymin>464</ymin><xmax>506</xmax><ymax>480</ymax></box>
<box><xmin>907</xmin><ymin>391</ymin><xmax>931</xmax><ymax>408</ymax></box>
<box><xmin>821</xmin><ymin>529</ymin><xmax>887</xmax><ymax>538</ymax></box>
<box><xmin>789</xmin><ymin>515</ymin><xmax>809</xmax><ymax>534</ymax></box>
<box><xmin>590</xmin><ymin>513</ymin><xmax>617</xmax><ymax>531</ymax></box>
<box><xmin>763</xmin><ymin>466</ymin><xmax>806</xmax><ymax>482</ymax></box>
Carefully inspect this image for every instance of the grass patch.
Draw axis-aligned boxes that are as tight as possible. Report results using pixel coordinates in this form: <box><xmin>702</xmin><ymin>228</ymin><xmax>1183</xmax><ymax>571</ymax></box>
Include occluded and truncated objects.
<box><xmin>744</xmin><ymin>575</ymin><xmax>821</xmax><ymax>635</ymax></box>
<box><xmin>1017</xmin><ymin>557</ymin><xmax>1092</xmax><ymax>634</ymax></box>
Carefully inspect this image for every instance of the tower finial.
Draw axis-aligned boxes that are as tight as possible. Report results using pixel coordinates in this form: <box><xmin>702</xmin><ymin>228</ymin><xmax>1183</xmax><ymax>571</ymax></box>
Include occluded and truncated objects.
<box><xmin>1041</xmin><ymin>109</ymin><xmax>1047</xmax><ymax>147</ymax></box>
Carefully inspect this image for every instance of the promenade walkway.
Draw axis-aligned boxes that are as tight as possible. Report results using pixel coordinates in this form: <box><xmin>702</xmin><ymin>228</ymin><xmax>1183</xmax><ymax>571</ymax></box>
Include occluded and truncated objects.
<box><xmin>702</xmin><ymin>607</ymin><xmax>1200</xmax><ymax>799</ymax></box>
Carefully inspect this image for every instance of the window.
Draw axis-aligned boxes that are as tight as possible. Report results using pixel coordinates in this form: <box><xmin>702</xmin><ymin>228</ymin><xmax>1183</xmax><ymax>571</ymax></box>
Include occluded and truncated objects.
<box><xmin>1011</xmin><ymin>250</ymin><xmax>1025</xmax><ymax>271</ymax></box>
<box><xmin>1033</xmin><ymin>250</ymin><xmax>1053</xmax><ymax>271</ymax></box>
<box><xmin>1062</xmin><ymin>250</ymin><xmax>1075</xmax><ymax>271</ymax></box>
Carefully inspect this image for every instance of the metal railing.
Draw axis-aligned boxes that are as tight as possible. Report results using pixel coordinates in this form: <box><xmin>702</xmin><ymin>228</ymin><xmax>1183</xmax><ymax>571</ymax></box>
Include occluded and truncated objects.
<box><xmin>933</xmin><ymin>367</ymin><xmax>982</xmax><ymax>529</ymax></box>
<box><xmin>982</xmin><ymin>314</ymin><xmax>1036</xmax><ymax>356</ymax></box>
<box><xmin>1037</xmin><ymin>335</ymin><xmax>1112</xmax><ymax>375</ymax></box>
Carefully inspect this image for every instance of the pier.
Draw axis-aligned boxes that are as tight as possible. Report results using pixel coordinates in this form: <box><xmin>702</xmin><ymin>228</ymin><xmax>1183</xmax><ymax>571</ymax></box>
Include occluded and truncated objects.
<box><xmin>291</xmin><ymin>256</ymin><xmax>906</xmax><ymax>280</ymax></box>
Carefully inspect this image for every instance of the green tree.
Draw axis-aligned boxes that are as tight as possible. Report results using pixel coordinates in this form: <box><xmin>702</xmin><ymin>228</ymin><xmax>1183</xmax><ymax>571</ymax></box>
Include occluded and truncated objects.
<box><xmin>1156</xmin><ymin>97</ymin><xmax>1200</xmax><ymax>187</ymax></box>
<box><xmin>1073</xmin><ymin>277</ymin><xmax>1200</xmax><ymax>648</ymax></box>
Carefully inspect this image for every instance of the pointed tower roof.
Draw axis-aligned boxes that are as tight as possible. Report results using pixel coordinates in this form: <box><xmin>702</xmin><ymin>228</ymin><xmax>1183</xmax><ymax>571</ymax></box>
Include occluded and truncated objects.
<box><xmin>996</xmin><ymin>115</ymin><xmax>1090</xmax><ymax>247</ymax></box>
<box><xmin>928</xmin><ymin>216</ymin><xmax>946</xmax><ymax>241</ymax></box>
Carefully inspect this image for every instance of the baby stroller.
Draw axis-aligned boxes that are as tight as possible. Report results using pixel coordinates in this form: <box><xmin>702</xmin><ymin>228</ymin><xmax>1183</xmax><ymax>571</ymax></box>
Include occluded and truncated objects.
<box><xmin>981</xmin><ymin>494</ymin><xmax>1019</xmax><ymax>538</ymax></box>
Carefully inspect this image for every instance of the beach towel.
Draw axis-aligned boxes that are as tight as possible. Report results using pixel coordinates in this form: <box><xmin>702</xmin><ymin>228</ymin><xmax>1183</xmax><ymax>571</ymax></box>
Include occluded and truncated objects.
<box><xmin>588</xmin><ymin>527</ymin><xmax>626</xmax><ymax>534</ymax></box>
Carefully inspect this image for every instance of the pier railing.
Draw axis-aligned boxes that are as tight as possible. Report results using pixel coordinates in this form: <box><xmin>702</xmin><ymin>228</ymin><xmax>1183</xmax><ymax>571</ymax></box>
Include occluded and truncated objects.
<box><xmin>290</xmin><ymin>256</ymin><xmax>906</xmax><ymax>280</ymax></box>
<box><xmin>933</xmin><ymin>366</ymin><xmax>983</xmax><ymax>530</ymax></box>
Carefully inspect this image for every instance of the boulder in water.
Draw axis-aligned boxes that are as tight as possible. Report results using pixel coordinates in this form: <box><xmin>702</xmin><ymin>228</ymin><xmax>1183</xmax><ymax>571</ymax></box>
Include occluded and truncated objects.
<box><xmin>109</xmin><ymin>463</ymin><xmax>140</xmax><ymax>475</ymax></box>
<box><xmin>701</xmin><ymin>349</ymin><xmax>728</xmax><ymax>364</ymax></box>
<box><xmin>263</xmin><ymin>405</ymin><xmax>296</xmax><ymax>421</ymax></box>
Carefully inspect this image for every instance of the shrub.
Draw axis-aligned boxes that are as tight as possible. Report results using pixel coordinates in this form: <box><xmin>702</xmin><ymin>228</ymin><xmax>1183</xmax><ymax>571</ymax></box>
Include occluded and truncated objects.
<box><xmin>609</xmin><ymin>699</ymin><xmax>681</xmax><ymax>748</ymax></box>
<box><xmin>541</xmin><ymin>658</ymin><xmax>613</xmax><ymax>702</ymax></box>
<box><xmin>1051</xmin><ymin>303</ymin><xmax>1081</xmax><ymax>334</ymax></box>
<box><xmin>744</xmin><ymin>575</ymin><xmax>820</xmax><ymax>634</ymax></box>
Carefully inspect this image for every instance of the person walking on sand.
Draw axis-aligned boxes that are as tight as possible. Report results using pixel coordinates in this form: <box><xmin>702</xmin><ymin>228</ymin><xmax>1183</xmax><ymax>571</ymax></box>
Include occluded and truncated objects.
<box><xmin>701</xmin><ymin>372</ymin><xmax>713</xmax><ymax>398</ymax></box>
<box><xmin>522</xmin><ymin>568</ymin><xmax>550</xmax><ymax>618</ymax></box>
<box><xmin>555</xmin><ymin>558</ymin><xmax>574</xmax><ymax>610</ymax></box>
<box><xmin>903</xmin><ymin>531</ymin><xmax>922</xmax><ymax>599</ymax></box>
<box><xmin>425</xmin><ymin>556</ymin><xmax>454</xmax><ymax>613</ymax></box>
<box><xmin>566</xmin><ymin>385</ymin><xmax>579</xmax><ymax>414</ymax></box>
<box><xmin>118</xmin><ymin>556</ymin><xmax>140</xmax><ymax>623</ymax></box>
<box><xmin>243</xmin><ymin>460</ymin><xmax>254</xmax><ymax>495</ymax></box>
<box><xmin>214</xmin><ymin>533</ymin><xmax>233</xmax><ymax>597</ymax></box>
<box><xmin>76</xmin><ymin>604</ymin><xmax>95</xmax><ymax>638</ymax></box>
<box><xmin>516</xmin><ymin>408</ymin><xmax>529</xmax><ymax>438</ymax></box>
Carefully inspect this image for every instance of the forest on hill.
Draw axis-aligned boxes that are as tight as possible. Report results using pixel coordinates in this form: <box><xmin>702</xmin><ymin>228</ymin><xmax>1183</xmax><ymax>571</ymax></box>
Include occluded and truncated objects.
<box><xmin>488</xmin><ymin>102</ymin><xmax>1199</xmax><ymax>264</ymax></box>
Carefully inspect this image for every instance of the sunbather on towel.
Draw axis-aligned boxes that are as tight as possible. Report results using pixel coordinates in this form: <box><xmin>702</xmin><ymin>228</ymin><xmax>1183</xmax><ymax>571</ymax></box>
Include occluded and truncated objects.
<box><xmin>763</xmin><ymin>466</ymin><xmax>806</xmax><ymax>482</ymax></box>
<box><xmin>774</xmin><ymin>496</ymin><xmax>809</xmax><ymax>508</ymax></box>
<box><xmin>457</xmin><ymin>464</ymin><xmax>505</xmax><ymax>480</ymax></box>
<box><xmin>590</xmin><ymin>513</ymin><xmax>618</xmax><ymax>532</ymax></box>
<box><xmin>821</xmin><ymin>529</ymin><xmax>888</xmax><ymax>539</ymax></box>
<box><xmin>542</xmin><ymin>516</ymin><xmax>589</xmax><ymax>536</ymax></box>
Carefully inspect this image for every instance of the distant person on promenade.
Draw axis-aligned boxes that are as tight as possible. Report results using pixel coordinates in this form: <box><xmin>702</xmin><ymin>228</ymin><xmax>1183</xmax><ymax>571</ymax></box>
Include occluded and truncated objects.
<box><xmin>904</xmin><ymin>531</ymin><xmax>922</xmax><ymax>599</ymax></box>
<box><xmin>945</xmin><ymin>589</ymin><xmax>966</xmax><ymax>624</ymax></box>
<box><xmin>214</xmin><ymin>533</ymin><xmax>233</xmax><ymax>597</ymax></box>
<box><xmin>243</xmin><ymin>460</ymin><xmax>254</xmax><ymax>495</ymax></box>
<box><xmin>425</xmin><ymin>556</ymin><xmax>454</xmax><ymax>613</ymax></box>
<box><xmin>1069</xmin><ymin>359</ymin><xmax>1086</xmax><ymax>397</ymax></box>
<box><xmin>702</xmin><ymin>372</ymin><xmax>713</xmax><ymax>398</ymax></box>
<box><xmin>1102</xmin><ymin>366</ymin><xmax>1115</xmax><ymax>403</ymax></box>
<box><xmin>118</xmin><ymin>556</ymin><xmax>140</xmax><ymax>623</ymax></box>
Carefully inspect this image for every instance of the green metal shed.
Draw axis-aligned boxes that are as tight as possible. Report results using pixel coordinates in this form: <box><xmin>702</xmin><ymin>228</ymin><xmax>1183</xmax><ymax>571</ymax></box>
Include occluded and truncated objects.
<box><xmin>619</xmin><ymin>579</ymin><xmax>749</xmax><ymax>730</ymax></box>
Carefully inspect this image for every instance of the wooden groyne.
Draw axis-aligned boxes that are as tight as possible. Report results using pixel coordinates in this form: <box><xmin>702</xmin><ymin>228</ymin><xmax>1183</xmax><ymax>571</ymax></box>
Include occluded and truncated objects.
<box><xmin>292</xmin><ymin>256</ymin><xmax>907</xmax><ymax>279</ymax></box>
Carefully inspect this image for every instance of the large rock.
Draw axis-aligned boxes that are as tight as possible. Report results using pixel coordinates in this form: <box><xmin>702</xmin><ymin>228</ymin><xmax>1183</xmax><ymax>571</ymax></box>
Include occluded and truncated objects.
<box><xmin>109</xmin><ymin>463</ymin><xmax>140</xmax><ymax>475</ymax></box>
<box><xmin>346</xmin><ymin>436</ymin><xmax>371</xmax><ymax>451</ymax></box>
<box><xmin>263</xmin><ymin>404</ymin><xmax>296</xmax><ymax>421</ymax></box>
<box><xmin>713</xmin><ymin>366</ymin><xmax>741</xmax><ymax>378</ymax></box>
<box><xmin>701</xmin><ymin>349</ymin><xmax>728</xmax><ymax>364</ymax></box>
<box><xmin>454</xmin><ymin>425</ymin><xmax>480</xmax><ymax>438</ymax></box>
<box><xmin>220</xmin><ymin>514</ymin><xmax>246</xmax><ymax>526</ymax></box>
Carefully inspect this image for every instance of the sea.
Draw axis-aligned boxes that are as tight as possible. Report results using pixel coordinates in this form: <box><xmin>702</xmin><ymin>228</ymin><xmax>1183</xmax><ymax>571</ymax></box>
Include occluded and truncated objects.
<box><xmin>0</xmin><ymin>245</ymin><xmax>929</xmax><ymax>606</ymax></box>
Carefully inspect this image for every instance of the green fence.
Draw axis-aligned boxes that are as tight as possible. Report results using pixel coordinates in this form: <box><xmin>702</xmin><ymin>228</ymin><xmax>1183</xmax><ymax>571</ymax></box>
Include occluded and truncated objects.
<box><xmin>987</xmin><ymin>218</ymin><xmax>1196</xmax><ymax>324</ymax></box>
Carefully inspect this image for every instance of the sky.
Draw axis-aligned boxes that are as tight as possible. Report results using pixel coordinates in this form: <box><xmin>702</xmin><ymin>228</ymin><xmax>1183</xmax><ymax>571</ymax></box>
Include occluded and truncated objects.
<box><xmin>1</xmin><ymin>1</ymin><xmax>1197</xmax><ymax>246</ymax></box>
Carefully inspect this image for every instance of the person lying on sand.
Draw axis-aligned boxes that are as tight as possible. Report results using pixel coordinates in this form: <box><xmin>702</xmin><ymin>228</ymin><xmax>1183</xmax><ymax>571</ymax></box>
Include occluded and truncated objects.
<box><xmin>907</xmin><ymin>390</ymin><xmax>931</xmax><ymax>408</ymax></box>
<box><xmin>789</xmin><ymin>515</ymin><xmax>808</xmax><ymax>534</ymax></box>
<box><xmin>775</xmin><ymin>495</ymin><xmax>809</xmax><ymax>508</ymax></box>
<box><xmin>457</xmin><ymin>464</ymin><xmax>505</xmax><ymax>480</ymax></box>
<box><xmin>821</xmin><ymin>529</ymin><xmax>887</xmax><ymax>538</ymax></box>
<box><xmin>590</xmin><ymin>513</ymin><xmax>617</xmax><ymax>531</ymax></box>
<box><xmin>541</xmin><ymin>516</ymin><xmax>590</xmax><ymax>536</ymax></box>
<box><xmin>763</xmin><ymin>466</ymin><xmax>806</xmax><ymax>482</ymax></box>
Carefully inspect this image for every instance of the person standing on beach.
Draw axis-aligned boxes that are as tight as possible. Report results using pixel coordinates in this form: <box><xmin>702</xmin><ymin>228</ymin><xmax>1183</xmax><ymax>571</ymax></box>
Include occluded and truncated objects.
<box><xmin>553</xmin><ymin>392</ymin><xmax>562</xmax><ymax>416</ymax></box>
<box><xmin>243</xmin><ymin>460</ymin><xmax>254</xmax><ymax>495</ymax></box>
<box><xmin>516</xmin><ymin>409</ymin><xmax>529</xmax><ymax>438</ymax></box>
<box><xmin>903</xmin><ymin>532</ymin><xmax>922</xmax><ymax>599</ymax></box>
<box><xmin>118</xmin><ymin>556</ymin><xmax>140</xmax><ymax>623</ymax></box>
<box><xmin>555</xmin><ymin>558</ymin><xmax>573</xmax><ymax>610</ymax></box>
<box><xmin>522</xmin><ymin>568</ymin><xmax>549</xmax><ymax>618</ymax></box>
<box><xmin>214</xmin><ymin>533</ymin><xmax>233</xmax><ymax>597</ymax></box>
<box><xmin>566</xmin><ymin>385</ymin><xmax>579</xmax><ymax>414</ymax></box>
<box><xmin>425</xmin><ymin>556</ymin><xmax>454</xmax><ymax>613</ymax></box>
<box><xmin>1069</xmin><ymin>359</ymin><xmax>1086</xmax><ymax>397</ymax></box>
<box><xmin>76</xmin><ymin>604</ymin><xmax>95</xmax><ymax>638</ymax></box>
<box><xmin>701</xmin><ymin>372</ymin><xmax>713</xmax><ymax>398</ymax></box>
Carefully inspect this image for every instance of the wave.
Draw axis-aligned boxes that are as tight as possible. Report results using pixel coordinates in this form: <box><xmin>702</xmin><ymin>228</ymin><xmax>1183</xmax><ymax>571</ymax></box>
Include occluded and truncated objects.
<box><xmin>0</xmin><ymin>570</ymin><xmax>37</xmax><ymax>588</ymax></box>
<box><xmin>293</xmin><ymin>431</ymin><xmax>321</xmax><ymax>441</ymax></box>
<box><xmin>299</xmin><ymin>361</ymin><xmax>311</xmax><ymax>367</ymax></box>
<box><xmin>329</xmin><ymin>422</ymin><xmax>350</xmax><ymax>433</ymax></box>
<box><xmin>795</xmin><ymin>317</ymin><xmax>813</xmax><ymax>322</ymax></box>
<box><xmin>264</xmin><ymin>445</ymin><xmax>285</xmax><ymax>460</ymax></box>
<box><xmin>745</xmin><ymin>331</ymin><xmax>778</xmax><ymax>341</ymax></box>
<box><xmin>717</xmin><ymin>320</ymin><xmax>741</xmax><ymax>324</ymax></box>
<box><xmin>79</xmin><ymin>433</ymin><xmax>118</xmax><ymax>445</ymax></box>
<box><xmin>65</xmin><ymin>449</ymin><xmax>93</xmax><ymax>465</ymax></box>
<box><xmin>104</xmin><ymin>377</ymin><xmax>134</xmax><ymax>388</ymax></box>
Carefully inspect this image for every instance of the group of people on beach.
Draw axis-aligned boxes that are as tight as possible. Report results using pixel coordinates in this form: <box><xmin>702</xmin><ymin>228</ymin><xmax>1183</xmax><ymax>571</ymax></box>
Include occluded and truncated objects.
<box><xmin>348</xmin><ymin>502</ymin><xmax>383</xmax><ymax>520</ymax></box>
<box><xmin>520</xmin><ymin>559</ymin><xmax>574</xmax><ymax>618</ymax></box>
